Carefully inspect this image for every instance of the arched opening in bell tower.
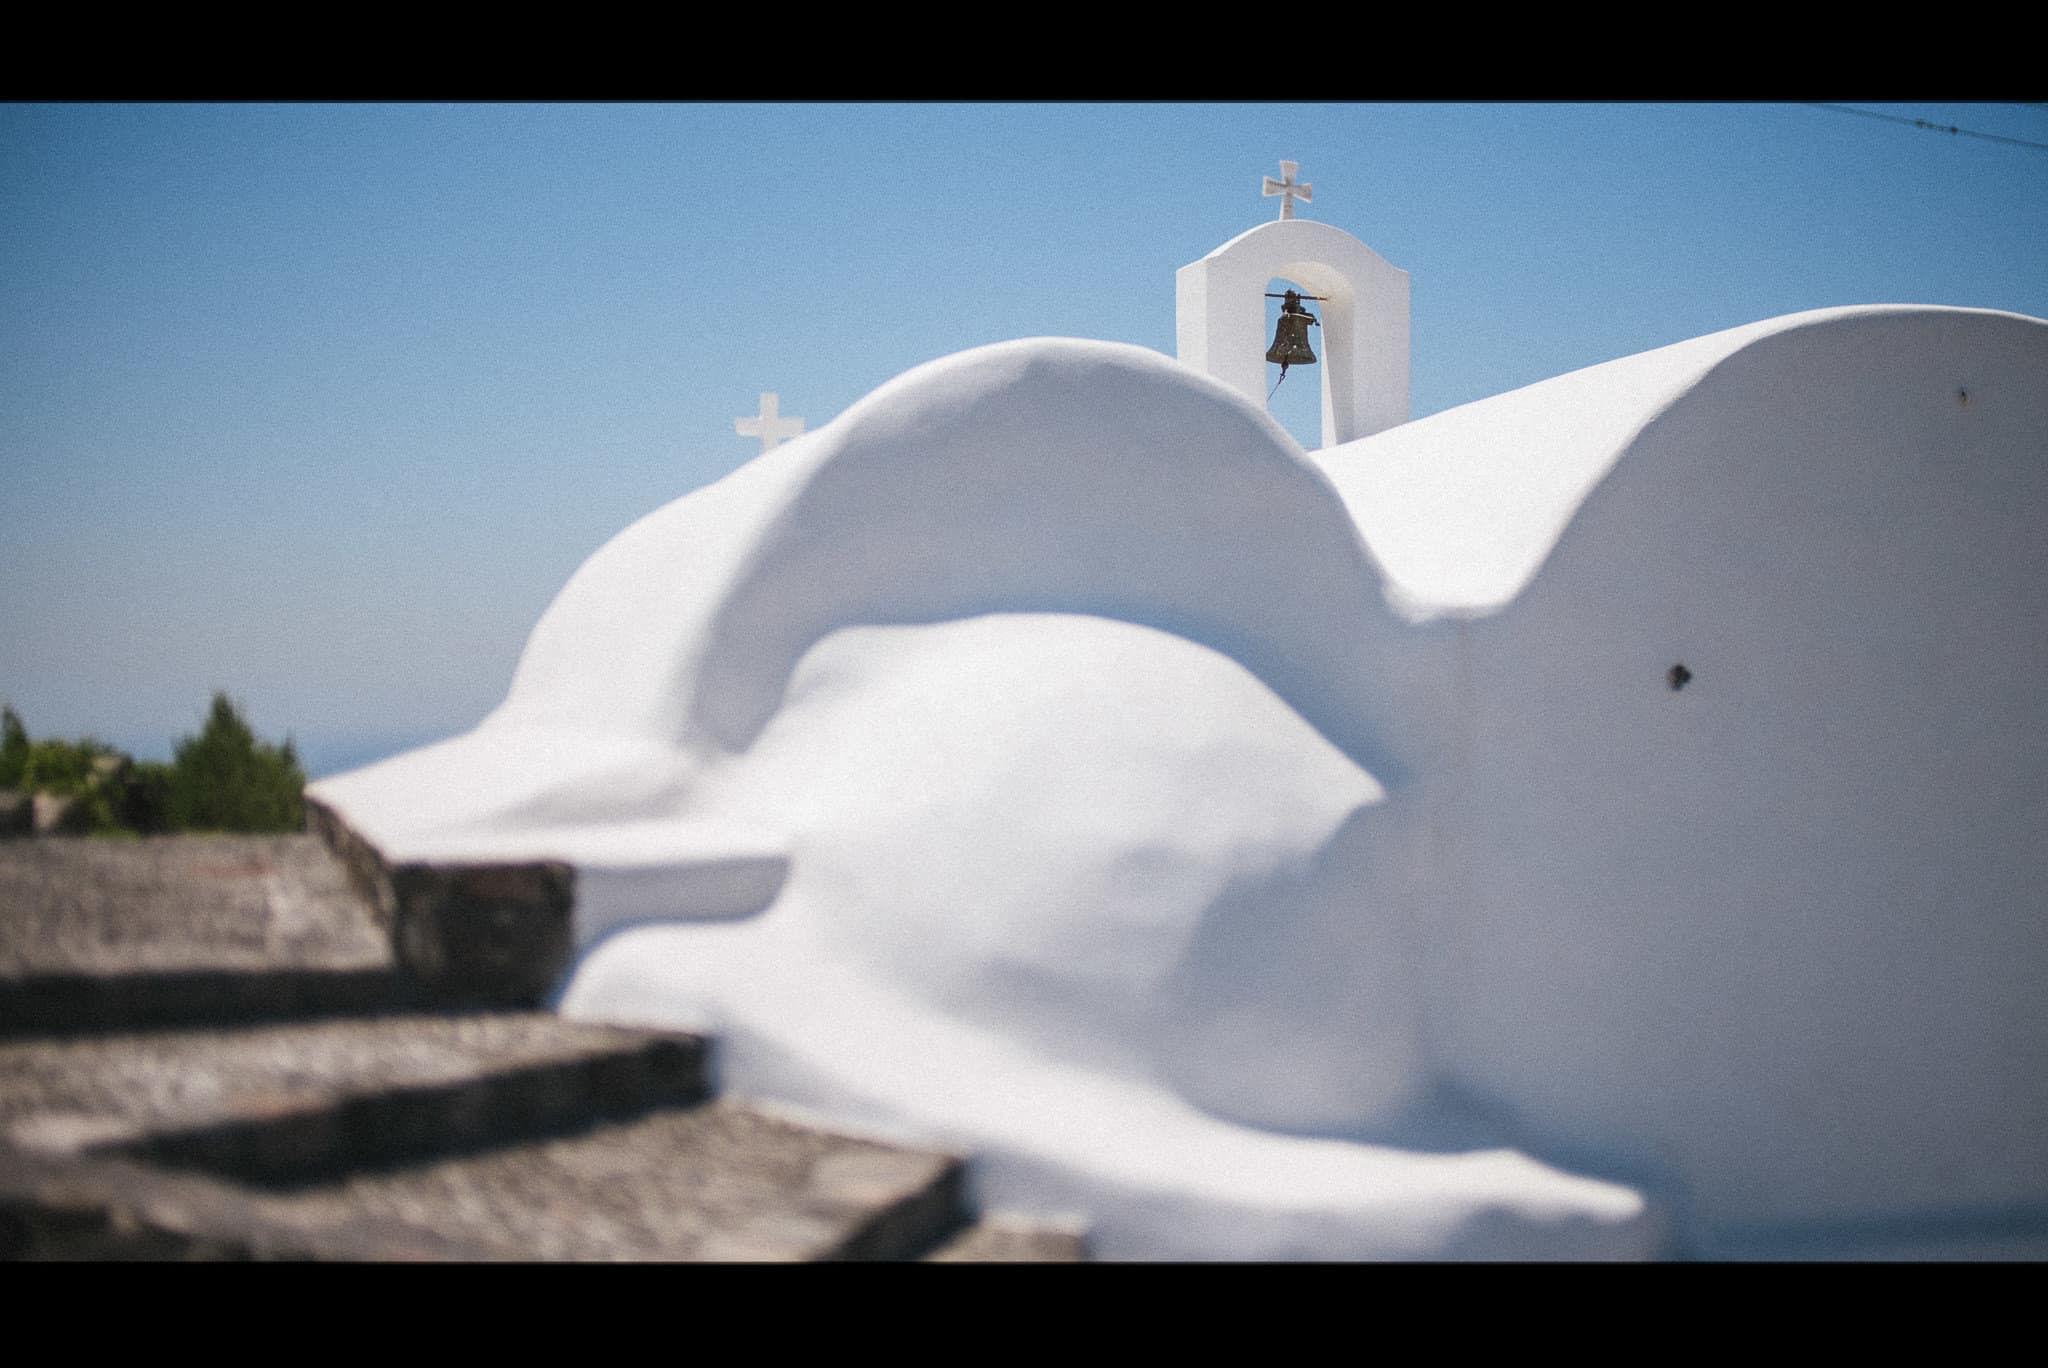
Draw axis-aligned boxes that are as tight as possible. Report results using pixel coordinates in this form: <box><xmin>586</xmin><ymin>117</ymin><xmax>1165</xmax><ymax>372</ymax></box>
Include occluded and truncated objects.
<box><xmin>1264</xmin><ymin>266</ymin><xmax>1356</xmax><ymax>451</ymax></box>
<box><xmin>1265</xmin><ymin>276</ymin><xmax>1325</xmax><ymax>451</ymax></box>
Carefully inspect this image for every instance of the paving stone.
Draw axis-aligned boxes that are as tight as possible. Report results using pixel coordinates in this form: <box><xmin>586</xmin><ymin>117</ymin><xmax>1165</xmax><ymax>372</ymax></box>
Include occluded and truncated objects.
<box><xmin>0</xmin><ymin>836</ymin><xmax>388</xmax><ymax>977</ymax></box>
<box><xmin>0</xmin><ymin>1148</ymin><xmax>490</xmax><ymax>1260</ymax></box>
<box><xmin>926</xmin><ymin>1217</ymin><xmax>1090</xmax><ymax>1262</ymax></box>
<box><xmin>231</xmin><ymin>1100</ymin><xmax>960</xmax><ymax>1261</ymax></box>
<box><xmin>2</xmin><ymin>1099</ymin><xmax>964</xmax><ymax>1261</ymax></box>
<box><xmin>307</xmin><ymin>798</ymin><xmax>573</xmax><ymax>1007</ymax></box>
<box><xmin>0</xmin><ymin>835</ymin><xmax>413</xmax><ymax>1033</ymax></box>
<box><xmin>0</xmin><ymin>1013</ymin><xmax>707</xmax><ymax>1182</ymax></box>
<box><xmin>0</xmin><ymin>833</ymin><xmax>583</xmax><ymax>1028</ymax></box>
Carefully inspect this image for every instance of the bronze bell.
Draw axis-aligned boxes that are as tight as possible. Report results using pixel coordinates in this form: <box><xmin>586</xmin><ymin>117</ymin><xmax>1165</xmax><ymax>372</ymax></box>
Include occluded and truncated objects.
<box><xmin>1265</xmin><ymin>289</ymin><xmax>1320</xmax><ymax>368</ymax></box>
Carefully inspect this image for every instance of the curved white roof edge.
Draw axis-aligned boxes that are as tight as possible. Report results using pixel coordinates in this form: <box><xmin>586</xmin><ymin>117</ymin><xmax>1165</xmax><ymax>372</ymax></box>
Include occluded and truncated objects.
<box><xmin>1314</xmin><ymin>304</ymin><xmax>2045</xmax><ymax>622</ymax></box>
<box><xmin>1198</xmin><ymin>215</ymin><xmax>1407</xmax><ymax>276</ymax></box>
<box><xmin>309</xmin><ymin>335</ymin><xmax>1398</xmax><ymax>862</ymax></box>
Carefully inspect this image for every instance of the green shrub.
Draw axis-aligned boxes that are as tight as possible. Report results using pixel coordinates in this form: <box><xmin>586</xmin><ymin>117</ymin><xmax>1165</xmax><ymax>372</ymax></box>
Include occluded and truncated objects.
<box><xmin>1</xmin><ymin>698</ymin><xmax>305</xmax><ymax>835</ymax></box>
<box><xmin>16</xmin><ymin>732</ymin><xmax>126</xmax><ymax>833</ymax></box>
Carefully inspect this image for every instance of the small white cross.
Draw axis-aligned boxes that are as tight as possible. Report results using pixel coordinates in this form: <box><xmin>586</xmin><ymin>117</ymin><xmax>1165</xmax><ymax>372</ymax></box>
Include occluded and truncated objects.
<box><xmin>1262</xmin><ymin>159</ymin><xmax>1312</xmax><ymax>221</ymax></box>
<box><xmin>735</xmin><ymin>392</ymin><xmax>805</xmax><ymax>453</ymax></box>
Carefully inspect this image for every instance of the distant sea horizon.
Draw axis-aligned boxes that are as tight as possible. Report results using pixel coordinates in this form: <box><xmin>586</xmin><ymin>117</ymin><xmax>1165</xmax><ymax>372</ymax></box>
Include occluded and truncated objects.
<box><xmin>297</xmin><ymin>732</ymin><xmax>455</xmax><ymax>782</ymax></box>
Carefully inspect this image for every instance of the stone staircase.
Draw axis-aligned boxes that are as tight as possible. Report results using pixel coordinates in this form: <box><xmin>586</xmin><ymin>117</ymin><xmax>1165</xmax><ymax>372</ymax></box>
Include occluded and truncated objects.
<box><xmin>0</xmin><ymin>830</ymin><xmax>1083</xmax><ymax>1260</ymax></box>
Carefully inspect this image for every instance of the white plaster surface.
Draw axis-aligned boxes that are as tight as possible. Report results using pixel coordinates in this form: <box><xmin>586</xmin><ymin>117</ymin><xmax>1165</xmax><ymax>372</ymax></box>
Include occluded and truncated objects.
<box><xmin>314</xmin><ymin>309</ymin><xmax>2048</xmax><ymax>1258</ymax></box>
<box><xmin>1317</xmin><ymin>305</ymin><xmax>2048</xmax><ymax>1251</ymax></box>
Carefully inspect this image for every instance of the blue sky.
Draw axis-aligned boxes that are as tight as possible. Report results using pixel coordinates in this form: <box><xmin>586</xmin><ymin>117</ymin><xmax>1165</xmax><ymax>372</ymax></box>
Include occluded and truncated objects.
<box><xmin>4</xmin><ymin>102</ymin><xmax>2045</xmax><ymax>776</ymax></box>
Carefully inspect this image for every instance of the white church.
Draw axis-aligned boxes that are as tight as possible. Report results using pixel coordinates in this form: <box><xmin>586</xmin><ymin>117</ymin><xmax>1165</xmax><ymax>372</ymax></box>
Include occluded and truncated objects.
<box><xmin>313</xmin><ymin>162</ymin><xmax>2048</xmax><ymax>1259</ymax></box>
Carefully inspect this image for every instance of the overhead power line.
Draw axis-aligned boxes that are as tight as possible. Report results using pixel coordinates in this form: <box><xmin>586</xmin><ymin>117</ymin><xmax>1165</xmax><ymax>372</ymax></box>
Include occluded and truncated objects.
<box><xmin>1807</xmin><ymin>103</ymin><xmax>2048</xmax><ymax>154</ymax></box>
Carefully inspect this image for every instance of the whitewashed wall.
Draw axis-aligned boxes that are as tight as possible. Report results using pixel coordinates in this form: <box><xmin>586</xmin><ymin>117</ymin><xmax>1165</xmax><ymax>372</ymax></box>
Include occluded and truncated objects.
<box><xmin>1321</xmin><ymin>306</ymin><xmax>2048</xmax><ymax>1252</ymax></box>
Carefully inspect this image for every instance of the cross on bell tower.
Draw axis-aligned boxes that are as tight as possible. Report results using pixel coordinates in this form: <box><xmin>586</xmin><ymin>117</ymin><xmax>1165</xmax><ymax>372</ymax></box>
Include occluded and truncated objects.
<box><xmin>1262</xmin><ymin>160</ymin><xmax>1312</xmax><ymax>221</ymax></box>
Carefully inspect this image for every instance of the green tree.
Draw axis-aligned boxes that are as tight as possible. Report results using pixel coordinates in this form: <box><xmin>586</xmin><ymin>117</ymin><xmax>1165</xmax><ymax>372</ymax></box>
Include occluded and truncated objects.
<box><xmin>168</xmin><ymin>693</ymin><xmax>306</xmax><ymax>833</ymax></box>
<box><xmin>0</xmin><ymin>707</ymin><xmax>28</xmax><ymax>788</ymax></box>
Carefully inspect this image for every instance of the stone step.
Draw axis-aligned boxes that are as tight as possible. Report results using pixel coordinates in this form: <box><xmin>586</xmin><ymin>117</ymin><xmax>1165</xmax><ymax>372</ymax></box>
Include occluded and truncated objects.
<box><xmin>0</xmin><ymin>834</ymin><xmax>575</xmax><ymax>1031</ymax></box>
<box><xmin>0</xmin><ymin>1013</ymin><xmax>707</xmax><ymax>1184</ymax></box>
<box><xmin>1</xmin><ymin>1099</ymin><xmax>966</xmax><ymax>1261</ymax></box>
<box><xmin>0</xmin><ymin>1148</ymin><xmax>491</xmax><ymax>1260</ymax></box>
<box><xmin>236</xmin><ymin>1099</ymin><xmax>964</xmax><ymax>1260</ymax></box>
<box><xmin>0</xmin><ymin>829</ymin><xmax>1087</xmax><ymax>1260</ymax></box>
<box><xmin>0</xmin><ymin>835</ymin><xmax>401</xmax><ymax>1033</ymax></box>
<box><xmin>0</xmin><ymin>835</ymin><xmax>390</xmax><ymax>977</ymax></box>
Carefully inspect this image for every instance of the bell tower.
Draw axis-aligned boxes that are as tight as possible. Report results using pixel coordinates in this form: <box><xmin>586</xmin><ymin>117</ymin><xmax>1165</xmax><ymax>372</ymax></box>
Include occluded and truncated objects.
<box><xmin>1176</xmin><ymin>161</ymin><xmax>1410</xmax><ymax>448</ymax></box>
